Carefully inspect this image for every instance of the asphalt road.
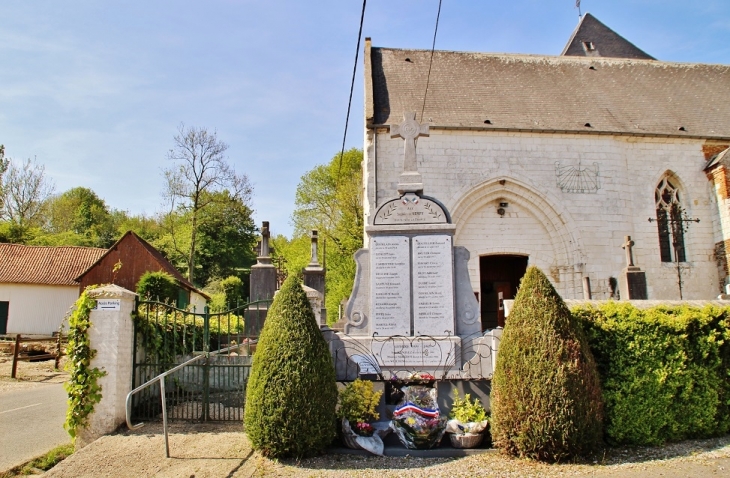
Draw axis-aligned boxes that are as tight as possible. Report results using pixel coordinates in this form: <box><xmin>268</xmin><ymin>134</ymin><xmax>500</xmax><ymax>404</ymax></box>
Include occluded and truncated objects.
<box><xmin>0</xmin><ymin>383</ymin><xmax>69</xmax><ymax>471</ymax></box>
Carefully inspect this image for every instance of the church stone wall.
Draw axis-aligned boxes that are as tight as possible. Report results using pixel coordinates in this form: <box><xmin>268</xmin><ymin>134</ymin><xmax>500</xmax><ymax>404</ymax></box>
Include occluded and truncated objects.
<box><xmin>365</xmin><ymin>129</ymin><xmax>720</xmax><ymax>300</ymax></box>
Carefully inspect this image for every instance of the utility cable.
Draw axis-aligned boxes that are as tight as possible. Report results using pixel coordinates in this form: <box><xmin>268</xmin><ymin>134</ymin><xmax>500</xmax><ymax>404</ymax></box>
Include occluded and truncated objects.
<box><xmin>336</xmin><ymin>0</ymin><xmax>367</xmax><ymax>181</ymax></box>
<box><xmin>420</xmin><ymin>0</ymin><xmax>443</xmax><ymax>123</ymax></box>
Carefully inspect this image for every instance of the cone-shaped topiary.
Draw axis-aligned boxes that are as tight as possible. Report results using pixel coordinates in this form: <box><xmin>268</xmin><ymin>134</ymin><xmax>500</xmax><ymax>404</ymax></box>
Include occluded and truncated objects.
<box><xmin>491</xmin><ymin>266</ymin><xmax>603</xmax><ymax>461</ymax></box>
<box><xmin>243</xmin><ymin>274</ymin><xmax>337</xmax><ymax>458</ymax></box>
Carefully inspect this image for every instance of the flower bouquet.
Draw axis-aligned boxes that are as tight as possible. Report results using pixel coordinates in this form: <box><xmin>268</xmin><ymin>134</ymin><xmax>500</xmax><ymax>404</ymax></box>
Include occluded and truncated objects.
<box><xmin>391</xmin><ymin>385</ymin><xmax>447</xmax><ymax>449</ymax></box>
<box><xmin>445</xmin><ymin>389</ymin><xmax>489</xmax><ymax>449</ymax></box>
<box><xmin>337</xmin><ymin>379</ymin><xmax>388</xmax><ymax>455</ymax></box>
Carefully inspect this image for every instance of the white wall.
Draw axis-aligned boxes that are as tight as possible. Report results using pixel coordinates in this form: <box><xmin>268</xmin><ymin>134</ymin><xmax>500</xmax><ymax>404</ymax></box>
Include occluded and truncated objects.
<box><xmin>365</xmin><ymin>129</ymin><xmax>719</xmax><ymax>300</ymax></box>
<box><xmin>0</xmin><ymin>283</ymin><xmax>79</xmax><ymax>335</ymax></box>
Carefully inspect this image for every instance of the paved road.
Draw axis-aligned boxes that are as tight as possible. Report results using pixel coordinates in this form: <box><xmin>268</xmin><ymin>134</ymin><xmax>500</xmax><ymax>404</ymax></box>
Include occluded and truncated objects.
<box><xmin>0</xmin><ymin>383</ymin><xmax>69</xmax><ymax>471</ymax></box>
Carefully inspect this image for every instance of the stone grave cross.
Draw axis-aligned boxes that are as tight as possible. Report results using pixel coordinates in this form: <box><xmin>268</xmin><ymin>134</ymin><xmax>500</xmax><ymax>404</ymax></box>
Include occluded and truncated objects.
<box><xmin>390</xmin><ymin>112</ymin><xmax>429</xmax><ymax>193</ymax></box>
<box><xmin>622</xmin><ymin>235</ymin><xmax>635</xmax><ymax>267</ymax></box>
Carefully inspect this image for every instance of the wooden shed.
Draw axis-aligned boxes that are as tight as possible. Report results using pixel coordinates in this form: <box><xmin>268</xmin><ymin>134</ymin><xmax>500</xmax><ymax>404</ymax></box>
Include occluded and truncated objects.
<box><xmin>76</xmin><ymin>231</ymin><xmax>209</xmax><ymax>310</ymax></box>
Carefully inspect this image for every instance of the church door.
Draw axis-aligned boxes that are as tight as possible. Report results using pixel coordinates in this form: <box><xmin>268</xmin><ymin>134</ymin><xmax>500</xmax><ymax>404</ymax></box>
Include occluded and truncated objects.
<box><xmin>479</xmin><ymin>255</ymin><xmax>528</xmax><ymax>330</ymax></box>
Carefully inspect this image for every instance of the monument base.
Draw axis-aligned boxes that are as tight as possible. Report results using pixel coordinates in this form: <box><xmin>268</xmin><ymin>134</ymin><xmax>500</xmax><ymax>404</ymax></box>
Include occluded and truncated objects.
<box><xmin>619</xmin><ymin>267</ymin><xmax>648</xmax><ymax>300</ymax></box>
<box><xmin>326</xmin><ymin>333</ymin><xmax>462</xmax><ymax>381</ymax></box>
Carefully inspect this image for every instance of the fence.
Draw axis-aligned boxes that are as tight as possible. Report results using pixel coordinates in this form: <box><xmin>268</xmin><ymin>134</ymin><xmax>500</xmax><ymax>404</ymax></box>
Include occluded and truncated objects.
<box><xmin>8</xmin><ymin>334</ymin><xmax>65</xmax><ymax>378</ymax></box>
<box><xmin>131</xmin><ymin>298</ymin><xmax>271</xmax><ymax>422</ymax></box>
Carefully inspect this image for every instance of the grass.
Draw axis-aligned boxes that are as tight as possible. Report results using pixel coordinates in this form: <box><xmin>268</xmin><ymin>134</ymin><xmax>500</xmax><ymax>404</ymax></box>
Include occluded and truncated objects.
<box><xmin>0</xmin><ymin>443</ymin><xmax>74</xmax><ymax>477</ymax></box>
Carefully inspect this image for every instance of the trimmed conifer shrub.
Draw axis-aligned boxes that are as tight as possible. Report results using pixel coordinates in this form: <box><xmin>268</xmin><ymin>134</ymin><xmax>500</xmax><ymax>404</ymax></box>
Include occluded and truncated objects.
<box><xmin>243</xmin><ymin>274</ymin><xmax>337</xmax><ymax>458</ymax></box>
<box><xmin>491</xmin><ymin>266</ymin><xmax>603</xmax><ymax>461</ymax></box>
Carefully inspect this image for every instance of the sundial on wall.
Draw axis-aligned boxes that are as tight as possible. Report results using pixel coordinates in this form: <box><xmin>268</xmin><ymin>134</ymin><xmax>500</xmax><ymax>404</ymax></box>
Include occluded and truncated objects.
<box><xmin>555</xmin><ymin>160</ymin><xmax>600</xmax><ymax>193</ymax></box>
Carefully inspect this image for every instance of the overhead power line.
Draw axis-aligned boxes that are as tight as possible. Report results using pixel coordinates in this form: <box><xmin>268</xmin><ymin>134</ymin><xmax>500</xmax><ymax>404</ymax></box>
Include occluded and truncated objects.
<box><xmin>420</xmin><ymin>0</ymin><xmax>443</xmax><ymax>123</ymax></box>
<box><xmin>336</xmin><ymin>0</ymin><xmax>367</xmax><ymax>181</ymax></box>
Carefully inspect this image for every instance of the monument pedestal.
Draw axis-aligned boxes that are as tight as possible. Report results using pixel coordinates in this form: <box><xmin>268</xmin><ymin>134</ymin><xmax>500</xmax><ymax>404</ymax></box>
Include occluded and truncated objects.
<box><xmin>620</xmin><ymin>266</ymin><xmax>648</xmax><ymax>300</ymax></box>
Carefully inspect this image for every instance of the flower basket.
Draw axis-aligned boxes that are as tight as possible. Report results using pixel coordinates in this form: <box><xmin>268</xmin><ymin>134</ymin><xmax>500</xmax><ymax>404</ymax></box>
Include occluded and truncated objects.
<box><xmin>449</xmin><ymin>432</ymin><xmax>484</xmax><ymax>449</ymax></box>
<box><xmin>341</xmin><ymin>419</ymin><xmax>389</xmax><ymax>456</ymax></box>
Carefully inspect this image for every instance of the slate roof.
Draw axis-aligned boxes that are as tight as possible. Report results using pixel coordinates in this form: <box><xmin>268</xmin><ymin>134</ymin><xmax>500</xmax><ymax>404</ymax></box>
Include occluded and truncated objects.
<box><xmin>367</xmin><ymin>44</ymin><xmax>730</xmax><ymax>139</ymax></box>
<box><xmin>0</xmin><ymin>243</ymin><xmax>106</xmax><ymax>286</ymax></box>
<box><xmin>561</xmin><ymin>13</ymin><xmax>655</xmax><ymax>60</ymax></box>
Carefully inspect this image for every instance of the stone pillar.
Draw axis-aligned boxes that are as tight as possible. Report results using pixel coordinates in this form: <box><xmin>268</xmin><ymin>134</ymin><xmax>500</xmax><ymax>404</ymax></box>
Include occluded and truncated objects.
<box><xmin>76</xmin><ymin>285</ymin><xmax>136</xmax><ymax>448</ymax></box>
<box><xmin>619</xmin><ymin>235</ymin><xmax>648</xmax><ymax>300</ymax></box>
<box><xmin>250</xmin><ymin>221</ymin><xmax>277</xmax><ymax>301</ymax></box>
<box><xmin>303</xmin><ymin>230</ymin><xmax>325</xmax><ymax>297</ymax></box>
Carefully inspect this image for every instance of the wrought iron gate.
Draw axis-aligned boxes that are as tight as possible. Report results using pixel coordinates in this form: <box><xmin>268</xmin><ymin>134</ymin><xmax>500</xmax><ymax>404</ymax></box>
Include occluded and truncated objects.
<box><xmin>131</xmin><ymin>298</ymin><xmax>271</xmax><ymax>422</ymax></box>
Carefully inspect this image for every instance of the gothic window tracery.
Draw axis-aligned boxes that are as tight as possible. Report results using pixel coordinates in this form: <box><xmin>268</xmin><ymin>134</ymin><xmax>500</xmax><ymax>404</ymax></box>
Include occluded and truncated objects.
<box><xmin>655</xmin><ymin>177</ymin><xmax>686</xmax><ymax>263</ymax></box>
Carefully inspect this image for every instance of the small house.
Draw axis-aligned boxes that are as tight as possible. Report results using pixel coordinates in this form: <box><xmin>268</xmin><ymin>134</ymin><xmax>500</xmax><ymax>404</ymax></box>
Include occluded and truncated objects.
<box><xmin>0</xmin><ymin>243</ymin><xmax>106</xmax><ymax>335</ymax></box>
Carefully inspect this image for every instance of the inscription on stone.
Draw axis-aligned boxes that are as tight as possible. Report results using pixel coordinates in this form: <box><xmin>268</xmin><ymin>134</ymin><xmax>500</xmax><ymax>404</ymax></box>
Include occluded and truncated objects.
<box><xmin>370</xmin><ymin>236</ymin><xmax>411</xmax><ymax>336</ymax></box>
<box><xmin>412</xmin><ymin>235</ymin><xmax>454</xmax><ymax>336</ymax></box>
<box><xmin>375</xmin><ymin>339</ymin><xmax>451</xmax><ymax>367</ymax></box>
<box><xmin>373</xmin><ymin>193</ymin><xmax>448</xmax><ymax>225</ymax></box>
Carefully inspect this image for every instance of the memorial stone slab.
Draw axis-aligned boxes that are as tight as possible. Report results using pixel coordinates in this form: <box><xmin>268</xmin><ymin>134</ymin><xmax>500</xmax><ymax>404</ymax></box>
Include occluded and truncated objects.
<box><xmin>372</xmin><ymin>336</ymin><xmax>462</xmax><ymax>369</ymax></box>
<box><xmin>370</xmin><ymin>236</ymin><xmax>411</xmax><ymax>336</ymax></box>
<box><xmin>412</xmin><ymin>235</ymin><xmax>454</xmax><ymax>336</ymax></box>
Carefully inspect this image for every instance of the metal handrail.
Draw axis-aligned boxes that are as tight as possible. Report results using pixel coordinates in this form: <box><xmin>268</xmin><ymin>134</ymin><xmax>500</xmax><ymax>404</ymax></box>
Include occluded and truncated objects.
<box><xmin>125</xmin><ymin>344</ymin><xmax>241</xmax><ymax>457</ymax></box>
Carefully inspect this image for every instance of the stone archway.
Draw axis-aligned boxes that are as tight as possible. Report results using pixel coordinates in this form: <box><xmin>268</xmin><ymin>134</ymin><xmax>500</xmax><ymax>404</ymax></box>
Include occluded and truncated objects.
<box><xmin>451</xmin><ymin>177</ymin><xmax>585</xmax><ymax>300</ymax></box>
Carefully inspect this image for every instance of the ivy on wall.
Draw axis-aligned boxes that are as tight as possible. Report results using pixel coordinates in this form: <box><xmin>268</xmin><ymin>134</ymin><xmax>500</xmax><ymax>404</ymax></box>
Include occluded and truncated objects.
<box><xmin>64</xmin><ymin>289</ymin><xmax>107</xmax><ymax>441</ymax></box>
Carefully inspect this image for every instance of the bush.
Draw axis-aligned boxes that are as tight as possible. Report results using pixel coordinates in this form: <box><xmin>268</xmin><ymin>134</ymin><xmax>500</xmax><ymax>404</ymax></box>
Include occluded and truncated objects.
<box><xmin>573</xmin><ymin>302</ymin><xmax>730</xmax><ymax>445</ymax></box>
<box><xmin>491</xmin><ymin>266</ymin><xmax>603</xmax><ymax>461</ymax></box>
<box><xmin>221</xmin><ymin>275</ymin><xmax>244</xmax><ymax>308</ymax></box>
<box><xmin>243</xmin><ymin>274</ymin><xmax>337</xmax><ymax>458</ymax></box>
<box><xmin>337</xmin><ymin>379</ymin><xmax>382</xmax><ymax>424</ymax></box>
<box><xmin>136</xmin><ymin>271</ymin><xmax>178</xmax><ymax>304</ymax></box>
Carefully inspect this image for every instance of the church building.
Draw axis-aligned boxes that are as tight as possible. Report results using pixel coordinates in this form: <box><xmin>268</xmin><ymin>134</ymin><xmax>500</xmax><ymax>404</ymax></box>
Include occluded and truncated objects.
<box><xmin>362</xmin><ymin>13</ymin><xmax>730</xmax><ymax>330</ymax></box>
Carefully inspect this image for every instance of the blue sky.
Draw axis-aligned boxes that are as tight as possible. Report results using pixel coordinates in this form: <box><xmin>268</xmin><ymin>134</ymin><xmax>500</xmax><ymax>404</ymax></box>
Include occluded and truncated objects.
<box><xmin>1</xmin><ymin>0</ymin><xmax>728</xmax><ymax>237</ymax></box>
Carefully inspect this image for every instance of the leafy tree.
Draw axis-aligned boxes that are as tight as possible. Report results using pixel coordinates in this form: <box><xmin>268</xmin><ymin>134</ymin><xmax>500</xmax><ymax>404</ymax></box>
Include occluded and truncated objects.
<box><xmin>244</xmin><ymin>274</ymin><xmax>337</xmax><ymax>458</ymax></box>
<box><xmin>0</xmin><ymin>156</ymin><xmax>55</xmax><ymax>241</ymax></box>
<box><xmin>0</xmin><ymin>145</ymin><xmax>8</xmax><ymax>206</ymax></box>
<box><xmin>163</xmin><ymin>124</ymin><xmax>253</xmax><ymax>285</ymax></box>
<box><xmin>195</xmin><ymin>190</ymin><xmax>257</xmax><ymax>286</ymax></box>
<box><xmin>290</xmin><ymin>148</ymin><xmax>363</xmax><ymax>320</ymax></box>
<box><xmin>43</xmin><ymin>187</ymin><xmax>116</xmax><ymax>247</ymax></box>
<box><xmin>491</xmin><ymin>266</ymin><xmax>603</xmax><ymax>461</ymax></box>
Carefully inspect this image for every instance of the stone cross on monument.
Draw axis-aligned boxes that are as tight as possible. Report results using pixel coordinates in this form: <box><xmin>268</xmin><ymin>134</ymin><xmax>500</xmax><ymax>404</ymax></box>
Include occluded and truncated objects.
<box><xmin>619</xmin><ymin>234</ymin><xmax>648</xmax><ymax>300</ymax></box>
<box><xmin>390</xmin><ymin>111</ymin><xmax>429</xmax><ymax>194</ymax></box>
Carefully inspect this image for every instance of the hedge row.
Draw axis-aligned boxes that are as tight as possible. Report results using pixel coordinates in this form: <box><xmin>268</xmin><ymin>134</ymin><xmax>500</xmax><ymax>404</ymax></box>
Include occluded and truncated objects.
<box><xmin>572</xmin><ymin>302</ymin><xmax>730</xmax><ymax>446</ymax></box>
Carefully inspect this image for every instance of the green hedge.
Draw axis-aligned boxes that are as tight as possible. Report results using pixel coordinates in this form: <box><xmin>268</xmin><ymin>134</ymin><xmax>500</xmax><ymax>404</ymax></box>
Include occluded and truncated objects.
<box><xmin>573</xmin><ymin>302</ymin><xmax>730</xmax><ymax>446</ymax></box>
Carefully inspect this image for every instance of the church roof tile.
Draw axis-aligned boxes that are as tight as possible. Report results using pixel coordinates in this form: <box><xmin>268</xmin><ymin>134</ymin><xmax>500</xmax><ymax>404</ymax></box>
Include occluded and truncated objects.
<box><xmin>368</xmin><ymin>46</ymin><xmax>730</xmax><ymax>139</ymax></box>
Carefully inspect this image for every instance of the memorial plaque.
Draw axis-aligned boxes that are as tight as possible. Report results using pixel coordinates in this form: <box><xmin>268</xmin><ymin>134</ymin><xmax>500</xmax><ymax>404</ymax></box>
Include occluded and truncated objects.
<box><xmin>374</xmin><ymin>337</ymin><xmax>460</xmax><ymax>368</ymax></box>
<box><xmin>370</xmin><ymin>236</ymin><xmax>411</xmax><ymax>336</ymax></box>
<box><xmin>412</xmin><ymin>235</ymin><xmax>454</xmax><ymax>336</ymax></box>
<box><xmin>373</xmin><ymin>193</ymin><xmax>448</xmax><ymax>225</ymax></box>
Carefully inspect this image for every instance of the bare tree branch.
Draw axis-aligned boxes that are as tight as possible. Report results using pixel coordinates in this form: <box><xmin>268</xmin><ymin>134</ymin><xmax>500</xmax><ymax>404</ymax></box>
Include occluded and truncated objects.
<box><xmin>162</xmin><ymin>124</ymin><xmax>253</xmax><ymax>284</ymax></box>
<box><xmin>0</xmin><ymin>157</ymin><xmax>55</xmax><ymax>227</ymax></box>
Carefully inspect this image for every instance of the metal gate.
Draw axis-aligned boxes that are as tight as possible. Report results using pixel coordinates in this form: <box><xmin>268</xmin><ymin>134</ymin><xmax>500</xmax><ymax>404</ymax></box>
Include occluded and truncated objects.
<box><xmin>131</xmin><ymin>298</ymin><xmax>271</xmax><ymax>422</ymax></box>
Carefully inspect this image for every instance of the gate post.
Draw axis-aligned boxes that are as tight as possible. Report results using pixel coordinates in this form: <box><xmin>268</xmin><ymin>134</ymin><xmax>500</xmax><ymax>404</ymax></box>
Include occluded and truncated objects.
<box><xmin>76</xmin><ymin>285</ymin><xmax>137</xmax><ymax>449</ymax></box>
<box><xmin>202</xmin><ymin>305</ymin><xmax>210</xmax><ymax>421</ymax></box>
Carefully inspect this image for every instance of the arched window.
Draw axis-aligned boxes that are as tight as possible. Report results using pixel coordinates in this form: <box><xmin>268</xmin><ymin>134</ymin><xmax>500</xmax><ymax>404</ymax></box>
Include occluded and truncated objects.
<box><xmin>655</xmin><ymin>177</ymin><xmax>686</xmax><ymax>262</ymax></box>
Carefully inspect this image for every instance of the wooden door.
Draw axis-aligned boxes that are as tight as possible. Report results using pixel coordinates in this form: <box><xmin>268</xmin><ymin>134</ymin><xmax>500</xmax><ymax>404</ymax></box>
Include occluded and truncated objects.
<box><xmin>479</xmin><ymin>255</ymin><xmax>528</xmax><ymax>330</ymax></box>
<box><xmin>0</xmin><ymin>301</ymin><xmax>8</xmax><ymax>335</ymax></box>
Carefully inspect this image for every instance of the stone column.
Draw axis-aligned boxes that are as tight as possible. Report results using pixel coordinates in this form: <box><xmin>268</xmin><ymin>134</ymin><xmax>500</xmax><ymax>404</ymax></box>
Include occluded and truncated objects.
<box><xmin>303</xmin><ymin>230</ymin><xmax>325</xmax><ymax>296</ymax></box>
<box><xmin>250</xmin><ymin>221</ymin><xmax>277</xmax><ymax>301</ymax></box>
<box><xmin>303</xmin><ymin>230</ymin><xmax>326</xmax><ymax>326</ymax></box>
<box><xmin>76</xmin><ymin>284</ymin><xmax>136</xmax><ymax>448</ymax></box>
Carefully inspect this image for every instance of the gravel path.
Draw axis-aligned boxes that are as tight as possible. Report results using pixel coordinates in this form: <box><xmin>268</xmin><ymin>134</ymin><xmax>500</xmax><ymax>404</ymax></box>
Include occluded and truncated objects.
<box><xmin>42</xmin><ymin>422</ymin><xmax>730</xmax><ymax>478</ymax></box>
<box><xmin>3</xmin><ymin>355</ymin><xmax>729</xmax><ymax>477</ymax></box>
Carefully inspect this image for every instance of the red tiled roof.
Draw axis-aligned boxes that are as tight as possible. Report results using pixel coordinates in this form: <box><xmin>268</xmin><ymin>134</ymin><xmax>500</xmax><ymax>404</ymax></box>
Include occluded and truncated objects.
<box><xmin>0</xmin><ymin>243</ymin><xmax>107</xmax><ymax>286</ymax></box>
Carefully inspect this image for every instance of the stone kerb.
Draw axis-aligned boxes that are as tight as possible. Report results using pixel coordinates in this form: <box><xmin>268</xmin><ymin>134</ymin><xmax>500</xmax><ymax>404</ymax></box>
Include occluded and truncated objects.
<box><xmin>76</xmin><ymin>284</ymin><xmax>137</xmax><ymax>448</ymax></box>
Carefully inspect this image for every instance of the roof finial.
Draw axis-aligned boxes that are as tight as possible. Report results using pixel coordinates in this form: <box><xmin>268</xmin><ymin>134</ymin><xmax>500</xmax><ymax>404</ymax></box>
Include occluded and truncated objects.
<box><xmin>576</xmin><ymin>0</ymin><xmax>582</xmax><ymax>18</ymax></box>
